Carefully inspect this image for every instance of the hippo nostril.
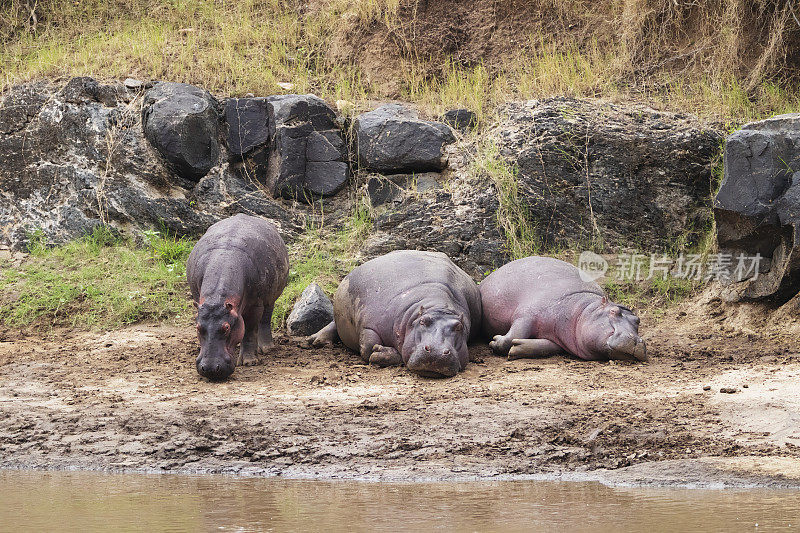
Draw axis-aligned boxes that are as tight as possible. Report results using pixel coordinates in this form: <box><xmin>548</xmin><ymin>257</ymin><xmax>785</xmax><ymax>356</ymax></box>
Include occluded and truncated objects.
<box><xmin>199</xmin><ymin>364</ymin><xmax>208</xmax><ymax>374</ymax></box>
<box><xmin>215</xmin><ymin>364</ymin><xmax>221</xmax><ymax>372</ymax></box>
<box><xmin>424</xmin><ymin>345</ymin><xmax>431</xmax><ymax>352</ymax></box>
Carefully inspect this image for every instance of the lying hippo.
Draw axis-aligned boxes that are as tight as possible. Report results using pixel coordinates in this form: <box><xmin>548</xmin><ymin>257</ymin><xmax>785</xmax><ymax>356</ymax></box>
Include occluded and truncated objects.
<box><xmin>309</xmin><ymin>250</ymin><xmax>482</xmax><ymax>377</ymax></box>
<box><xmin>480</xmin><ymin>256</ymin><xmax>646</xmax><ymax>361</ymax></box>
<box><xmin>187</xmin><ymin>214</ymin><xmax>289</xmax><ymax>380</ymax></box>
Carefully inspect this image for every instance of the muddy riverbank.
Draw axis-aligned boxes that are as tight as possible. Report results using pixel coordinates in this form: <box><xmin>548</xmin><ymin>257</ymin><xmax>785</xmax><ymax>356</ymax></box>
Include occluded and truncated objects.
<box><xmin>2</xmin><ymin>296</ymin><xmax>800</xmax><ymax>488</ymax></box>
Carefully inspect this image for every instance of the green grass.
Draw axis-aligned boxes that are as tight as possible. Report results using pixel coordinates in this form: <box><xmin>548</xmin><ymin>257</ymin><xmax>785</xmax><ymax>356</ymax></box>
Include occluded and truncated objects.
<box><xmin>0</xmin><ymin>199</ymin><xmax>374</xmax><ymax>332</ymax></box>
<box><xmin>0</xmin><ymin>227</ymin><xmax>194</xmax><ymax>330</ymax></box>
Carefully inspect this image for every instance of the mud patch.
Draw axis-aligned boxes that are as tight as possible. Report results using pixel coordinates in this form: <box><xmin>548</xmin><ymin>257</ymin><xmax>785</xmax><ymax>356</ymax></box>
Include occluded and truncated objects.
<box><xmin>1</xmin><ymin>302</ymin><xmax>799</xmax><ymax>485</ymax></box>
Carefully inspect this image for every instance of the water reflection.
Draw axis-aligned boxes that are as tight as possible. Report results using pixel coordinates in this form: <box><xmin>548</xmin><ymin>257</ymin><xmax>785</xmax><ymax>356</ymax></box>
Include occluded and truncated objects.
<box><xmin>2</xmin><ymin>470</ymin><xmax>799</xmax><ymax>532</ymax></box>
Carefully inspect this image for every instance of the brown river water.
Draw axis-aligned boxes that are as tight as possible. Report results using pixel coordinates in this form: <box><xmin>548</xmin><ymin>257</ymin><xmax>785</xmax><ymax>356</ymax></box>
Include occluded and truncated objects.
<box><xmin>1</xmin><ymin>470</ymin><xmax>799</xmax><ymax>532</ymax></box>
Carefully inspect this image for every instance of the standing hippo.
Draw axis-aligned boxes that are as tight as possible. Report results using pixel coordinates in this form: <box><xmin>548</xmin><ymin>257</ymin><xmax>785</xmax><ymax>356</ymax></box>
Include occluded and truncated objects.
<box><xmin>187</xmin><ymin>214</ymin><xmax>289</xmax><ymax>380</ymax></box>
<box><xmin>480</xmin><ymin>256</ymin><xmax>646</xmax><ymax>362</ymax></box>
<box><xmin>309</xmin><ymin>250</ymin><xmax>482</xmax><ymax>377</ymax></box>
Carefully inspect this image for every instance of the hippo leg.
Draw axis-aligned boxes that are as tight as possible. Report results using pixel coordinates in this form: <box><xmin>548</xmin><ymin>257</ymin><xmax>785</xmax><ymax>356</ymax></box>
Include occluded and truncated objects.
<box><xmin>358</xmin><ymin>328</ymin><xmax>381</xmax><ymax>361</ymax></box>
<box><xmin>309</xmin><ymin>320</ymin><xmax>339</xmax><ymax>347</ymax></box>
<box><xmin>238</xmin><ymin>307</ymin><xmax>262</xmax><ymax>367</ymax></box>
<box><xmin>489</xmin><ymin>318</ymin><xmax>532</xmax><ymax>356</ymax></box>
<box><xmin>508</xmin><ymin>339</ymin><xmax>563</xmax><ymax>360</ymax></box>
<box><xmin>358</xmin><ymin>329</ymin><xmax>402</xmax><ymax>367</ymax></box>
<box><xmin>257</xmin><ymin>304</ymin><xmax>274</xmax><ymax>354</ymax></box>
<box><xmin>369</xmin><ymin>345</ymin><xmax>403</xmax><ymax>367</ymax></box>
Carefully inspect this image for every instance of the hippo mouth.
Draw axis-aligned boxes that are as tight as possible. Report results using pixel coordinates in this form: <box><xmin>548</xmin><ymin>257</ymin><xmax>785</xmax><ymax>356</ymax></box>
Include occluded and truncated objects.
<box><xmin>607</xmin><ymin>335</ymin><xmax>648</xmax><ymax>362</ymax></box>
<box><xmin>196</xmin><ymin>350</ymin><xmax>236</xmax><ymax>381</ymax></box>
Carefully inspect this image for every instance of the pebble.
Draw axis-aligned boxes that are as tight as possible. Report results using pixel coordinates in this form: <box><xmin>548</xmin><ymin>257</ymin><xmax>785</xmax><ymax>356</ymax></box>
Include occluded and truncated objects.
<box><xmin>702</xmin><ymin>385</ymin><xmax>711</xmax><ymax>391</ymax></box>
<box><xmin>123</xmin><ymin>78</ymin><xmax>143</xmax><ymax>90</ymax></box>
<box><xmin>720</xmin><ymin>387</ymin><xmax>738</xmax><ymax>394</ymax></box>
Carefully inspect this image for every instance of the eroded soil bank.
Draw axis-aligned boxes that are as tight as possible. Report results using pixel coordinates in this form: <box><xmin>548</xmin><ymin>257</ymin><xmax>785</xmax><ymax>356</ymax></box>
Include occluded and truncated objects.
<box><xmin>1</xmin><ymin>297</ymin><xmax>800</xmax><ymax>488</ymax></box>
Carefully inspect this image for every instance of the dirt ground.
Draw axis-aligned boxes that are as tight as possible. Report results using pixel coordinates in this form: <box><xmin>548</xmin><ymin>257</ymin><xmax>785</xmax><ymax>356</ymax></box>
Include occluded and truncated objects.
<box><xmin>2</xmin><ymin>292</ymin><xmax>800</xmax><ymax>487</ymax></box>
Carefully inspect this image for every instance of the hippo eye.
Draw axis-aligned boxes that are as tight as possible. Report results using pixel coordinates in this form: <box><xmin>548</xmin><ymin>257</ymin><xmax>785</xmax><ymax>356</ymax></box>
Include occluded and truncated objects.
<box><xmin>420</xmin><ymin>316</ymin><xmax>433</xmax><ymax>327</ymax></box>
<box><xmin>197</xmin><ymin>324</ymin><xmax>206</xmax><ymax>335</ymax></box>
<box><xmin>221</xmin><ymin>323</ymin><xmax>231</xmax><ymax>335</ymax></box>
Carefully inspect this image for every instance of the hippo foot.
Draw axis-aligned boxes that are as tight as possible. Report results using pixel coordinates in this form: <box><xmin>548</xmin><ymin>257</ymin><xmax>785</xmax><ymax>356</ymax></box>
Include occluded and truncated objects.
<box><xmin>239</xmin><ymin>351</ymin><xmax>261</xmax><ymax>366</ymax></box>
<box><xmin>489</xmin><ymin>335</ymin><xmax>511</xmax><ymax>357</ymax></box>
<box><xmin>368</xmin><ymin>345</ymin><xmax>403</xmax><ymax>367</ymax></box>
<box><xmin>258</xmin><ymin>340</ymin><xmax>274</xmax><ymax>354</ymax></box>
<box><xmin>308</xmin><ymin>321</ymin><xmax>338</xmax><ymax>348</ymax></box>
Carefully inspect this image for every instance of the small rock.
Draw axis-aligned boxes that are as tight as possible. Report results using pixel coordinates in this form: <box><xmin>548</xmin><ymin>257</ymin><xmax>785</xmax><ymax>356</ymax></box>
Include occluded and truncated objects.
<box><xmin>720</xmin><ymin>387</ymin><xmax>739</xmax><ymax>394</ymax></box>
<box><xmin>366</xmin><ymin>177</ymin><xmax>403</xmax><ymax>207</ymax></box>
<box><xmin>442</xmin><ymin>108</ymin><xmax>477</xmax><ymax>132</ymax></box>
<box><xmin>276</xmin><ymin>82</ymin><xmax>295</xmax><ymax>91</ymax></box>
<box><xmin>703</xmin><ymin>385</ymin><xmax>711</xmax><ymax>391</ymax></box>
<box><xmin>286</xmin><ymin>283</ymin><xmax>334</xmax><ymax>336</ymax></box>
<box><xmin>742</xmin><ymin>383</ymin><xmax>749</xmax><ymax>388</ymax></box>
<box><xmin>124</xmin><ymin>78</ymin><xmax>143</xmax><ymax>90</ymax></box>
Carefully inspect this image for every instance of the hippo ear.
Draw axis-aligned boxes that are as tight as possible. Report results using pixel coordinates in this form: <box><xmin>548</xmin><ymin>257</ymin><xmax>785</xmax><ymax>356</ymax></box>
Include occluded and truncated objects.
<box><xmin>600</xmin><ymin>296</ymin><xmax>608</xmax><ymax>306</ymax></box>
<box><xmin>192</xmin><ymin>301</ymin><xmax>199</xmax><ymax>309</ymax></box>
<box><xmin>225</xmin><ymin>302</ymin><xmax>234</xmax><ymax>312</ymax></box>
<box><xmin>418</xmin><ymin>305</ymin><xmax>425</xmax><ymax>316</ymax></box>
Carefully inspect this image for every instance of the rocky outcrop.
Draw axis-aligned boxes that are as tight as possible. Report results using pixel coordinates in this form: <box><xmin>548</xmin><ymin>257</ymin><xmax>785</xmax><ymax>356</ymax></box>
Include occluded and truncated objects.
<box><xmin>267</xmin><ymin>95</ymin><xmax>349</xmax><ymax>200</ymax></box>
<box><xmin>354</xmin><ymin>104</ymin><xmax>455</xmax><ymax>173</ymax></box>
<box><xmin>0</xmin><ymin>78</ymin><xmax>298</xmax><ymax>250</ymax></box>
<box><xmin>286</xmin><ymin>283</ymin><xmax>334</xmax><ymax>336</ymax></box>
<box><xmin>142</xmin><ymin>82</ymin><xmax>221</xmax><ymax>181</ymax></box>
<box><xmin>361</xmin><ymin>146</ymin><xmax>507</xmax><ymax>277</ymax></box>
<box><xmin>361</xmin><ymin>98</ymin><xmax>723</xmax><ymax>277</ymax></box>
<box><xmin>714</xmin><ymin>114</ymin><xmax>800</xmax><ymax>300</ymax></box>
<box><xmin>0</xmin><ymin>79</ymin><xmax>724</xmax><ymax>287</ymax></box>
<box><xmin>493</xmin><ymin>98</ymin><xmax>723</xmax><ymax>252</ymax></box>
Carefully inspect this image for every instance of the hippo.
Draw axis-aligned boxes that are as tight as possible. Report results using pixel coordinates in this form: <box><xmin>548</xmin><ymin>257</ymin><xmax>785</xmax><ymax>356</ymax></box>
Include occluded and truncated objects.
<box><xmin>187</xmin><ymin>214</ymin><xmax>289</xmax><ymax>380</ymax></box>
<box><xmin>309</xmin><ymin>250</ymin><xmax>482</xmax><ymax>377</ymax></box>
<box><xmin>480</xmin><ymin>256</ymin><xmax>646</xmax><ymax>362</ymax></box>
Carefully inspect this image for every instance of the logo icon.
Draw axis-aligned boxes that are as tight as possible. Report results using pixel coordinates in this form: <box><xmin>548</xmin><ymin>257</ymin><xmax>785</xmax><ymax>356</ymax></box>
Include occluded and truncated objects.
<box><xmin>577</xmin><ymin>251</ymin><xmax>608</xmax><ymax>282</ymax></box>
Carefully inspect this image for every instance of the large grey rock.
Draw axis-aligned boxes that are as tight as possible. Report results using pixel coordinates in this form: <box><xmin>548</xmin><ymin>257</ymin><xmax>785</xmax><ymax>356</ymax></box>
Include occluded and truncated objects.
<box><xmin>223</xmin><ymin>97</ymin><xmax>270</xmax><ymax>157</ymax></box>
<box><xmin>0</xmin><ymin>78</ymin><xmax>298</xmax><ymax>250</ymax></box>
<box><xmin>354</xmin><ymin>104</ymin><xmax>456</xmax><ymax>173</ymax></box>
<box><xmin>493</xmin><ymin>98</ymin><xmax>723</xmax><ymax>252</ymax></box>
<box><xmin>266</xmin><ymin>95</ymin><xmax>349</xmax><ymax>200</ymax></box>
<box><xmin>714</xmin><ymin>114</ymin><xmax>800</xmax><ymax>300</ymax></box>
<box><xmin>286</xmin><ymin>283</ymin><xmax>334</xmax><ymax>336</ymax></box>
<box><xmin>142</xmin><ymin>82</ymin><xmax>221</xmax><ymax>181</ymax></box>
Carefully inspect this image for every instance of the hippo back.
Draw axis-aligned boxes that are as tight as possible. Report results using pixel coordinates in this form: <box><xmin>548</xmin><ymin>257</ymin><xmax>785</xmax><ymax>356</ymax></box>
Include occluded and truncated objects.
<box><xmin>480</xmin><ymin>256</ymin><xmax>603</xmax><ymax>334</ymax></box>
<box><xmin>187</xmin><ymin>214</ymin><xmax>289</xmax><ymax>303</ymax></box>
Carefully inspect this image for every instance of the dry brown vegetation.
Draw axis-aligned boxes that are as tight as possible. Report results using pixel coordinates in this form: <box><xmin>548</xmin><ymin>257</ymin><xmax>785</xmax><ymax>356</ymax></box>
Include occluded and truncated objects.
<box><xmin>1</xmin><ymin>0</ymin><xmax>799</xmax><ymax>122</ymax></box>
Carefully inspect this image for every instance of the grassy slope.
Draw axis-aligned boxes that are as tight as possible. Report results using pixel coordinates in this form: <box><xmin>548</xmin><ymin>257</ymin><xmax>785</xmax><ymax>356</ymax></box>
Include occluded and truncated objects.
<box><xmin>2</xmin><ymin>0</ymin><xmax>800</xmax><ymax>124</ymax></box>
<box><xmin>0</xmin><ymin>209</ymin><xmax>372</xmax><ymax>331</ymax></box>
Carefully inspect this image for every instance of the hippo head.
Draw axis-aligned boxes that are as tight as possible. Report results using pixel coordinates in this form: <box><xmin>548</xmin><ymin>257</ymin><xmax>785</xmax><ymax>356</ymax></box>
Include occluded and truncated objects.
<box><xmin>195</xmin><ymin>301</ymin><xmax>244</xmax><ymax>380</ymax></box>
<box><xmin>402</xmin><ymin>306</ymin><xmax>469</xmax><ymax>378</ymax></box>
<box><xmin>580</xmin><ymin>297</ymin><xmax>647</xmax><ymax>362</ymax></box>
